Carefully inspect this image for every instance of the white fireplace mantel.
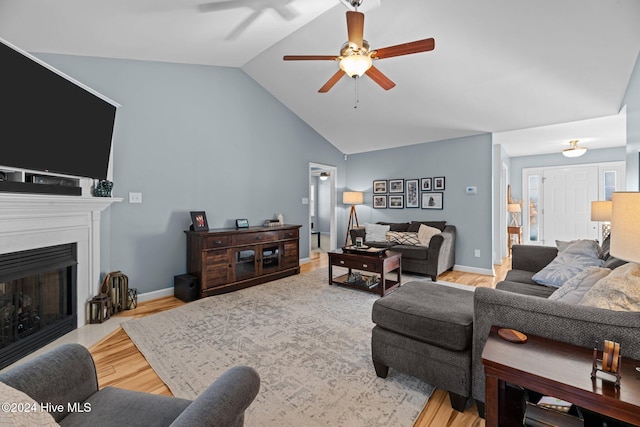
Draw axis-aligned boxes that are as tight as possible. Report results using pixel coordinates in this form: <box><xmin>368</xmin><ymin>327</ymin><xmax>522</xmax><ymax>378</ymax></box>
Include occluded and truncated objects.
<box><xmin>0</xmin><ymin>193</ymin><xmax>121</xmax><ymax>326</ymax></box>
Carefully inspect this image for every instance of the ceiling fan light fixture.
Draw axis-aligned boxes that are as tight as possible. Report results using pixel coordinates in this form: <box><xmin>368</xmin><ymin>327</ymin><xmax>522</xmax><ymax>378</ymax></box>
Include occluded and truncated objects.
<box><xmin>562</xmin><ymin>139</ymin><xmax>587</xmax><ymax>158</ymax></box>
<box><xmin>339</xmin><ymin>54</ymin><xmax>372</xmax><ymax>77</ymax></box>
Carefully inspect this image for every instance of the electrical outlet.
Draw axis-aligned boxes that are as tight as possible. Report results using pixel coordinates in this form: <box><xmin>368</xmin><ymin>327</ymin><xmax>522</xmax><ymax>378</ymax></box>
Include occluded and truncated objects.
<box><xmin>129</xmin><ymin>192</ymin><xmax>142</xmax><ymax>204</ymax></box>
<box><xmin>474</xmin><ymin>249</ymin><xmax>481</xmax><ymax>258</ymax></box>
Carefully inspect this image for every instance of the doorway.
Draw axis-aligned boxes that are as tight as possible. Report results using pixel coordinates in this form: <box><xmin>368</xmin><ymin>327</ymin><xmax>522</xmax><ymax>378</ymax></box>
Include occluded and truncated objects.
<box><xmin>309</xmin><ymin>163</ymin><xmax>337</xmax><ymax>256</ymax></box>
<box><xmin>522</xmin><ymin>161</ymin><xmax>625</xmax><ymax>245</ymax></box>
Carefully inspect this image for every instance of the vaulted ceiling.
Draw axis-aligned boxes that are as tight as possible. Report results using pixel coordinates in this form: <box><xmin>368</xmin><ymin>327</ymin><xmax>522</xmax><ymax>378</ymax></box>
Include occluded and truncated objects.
<box><xmin>1</xmin><ymin>0</ymin><xmax>639</xmax><ymax>156</ymax></box>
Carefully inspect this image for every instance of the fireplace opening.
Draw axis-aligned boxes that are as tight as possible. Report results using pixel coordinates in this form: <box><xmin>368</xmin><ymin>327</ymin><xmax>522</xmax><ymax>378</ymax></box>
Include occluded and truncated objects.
<box><xmin>0</xmin><ymin>244</ymin><xmax>77</xmax><ymax>369</ymax></box>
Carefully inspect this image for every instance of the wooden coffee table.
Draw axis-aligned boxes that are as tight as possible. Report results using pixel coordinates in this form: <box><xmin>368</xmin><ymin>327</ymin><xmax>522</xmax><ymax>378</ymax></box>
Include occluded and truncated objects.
<box><xmin>328</xmin><ymin>249</ymin><xmax>401</xmax><ymax>296</ymax></box>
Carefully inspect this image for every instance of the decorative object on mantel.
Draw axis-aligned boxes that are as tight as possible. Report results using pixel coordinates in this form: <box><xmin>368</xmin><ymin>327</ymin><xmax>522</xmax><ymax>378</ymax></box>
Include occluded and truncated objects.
<box><xmin>343</xmin><ymin>191</ymin><xmax>364</xmax><ymax>245</ymax></box>
<box><xmin>189</xmin><ymin>211</ymin><xmax>209</xmax><ymax>231</ymax></box>
<box><xmin>591</xmin><ymin>339</ymin><xmax>622</xmax><ymax>387</ymax></box>
<box><xmin>93</xmin><ymin>179</ymin><xmax>113</xmax><ymax>197</ymax></box>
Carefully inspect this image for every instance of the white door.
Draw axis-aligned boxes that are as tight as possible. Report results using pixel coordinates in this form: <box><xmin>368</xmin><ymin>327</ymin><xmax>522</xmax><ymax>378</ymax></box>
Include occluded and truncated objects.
<box><xmin>542</xmin><ymin>166</ymin><xmax>598</xmax><ymax>244</ymax></box>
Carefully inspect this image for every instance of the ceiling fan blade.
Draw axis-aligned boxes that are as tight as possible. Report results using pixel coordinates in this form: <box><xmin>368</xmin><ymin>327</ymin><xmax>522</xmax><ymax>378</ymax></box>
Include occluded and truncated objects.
<box><xmin>346</xmin><ymin>11</ymin><xmax>364</xmax><ymax>48</ymax></box>
<box><xmin>283</xmin><ymin>55</ymin><xmax>338</xmax><ymax>61</ymax></box>
<box><xmin>372</xmin><ymin>38</ymin><xmax>435</xmax><ymax>59</ymax></box>
<box><xmin>365</xmin><ymin>66</ymin><xmax>395</xmax><ymax>90</ymax></box>
<box><xmin>319</xmin><ymin>70</ymin><xmax>346</xmax><ymax>93</ymax></box>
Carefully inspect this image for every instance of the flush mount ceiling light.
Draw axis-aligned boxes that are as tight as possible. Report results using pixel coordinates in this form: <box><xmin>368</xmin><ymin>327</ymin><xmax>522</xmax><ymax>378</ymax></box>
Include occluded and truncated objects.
<box><xmin>562</xmin><ymin>139</ymin><xmax>588</xmax><ymax>158</ymax></box>
<box><xmin>319</xmin><ymin>172</ymin><xmax>330</xmax><ymax>181</ymax></box>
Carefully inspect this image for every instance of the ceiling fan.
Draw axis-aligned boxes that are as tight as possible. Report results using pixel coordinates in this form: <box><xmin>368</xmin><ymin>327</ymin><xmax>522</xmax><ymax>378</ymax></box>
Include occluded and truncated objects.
<box><xmin>283</xmin><ymin>0</ymin><xmax>435</xmax><ymax>93</ymax></box>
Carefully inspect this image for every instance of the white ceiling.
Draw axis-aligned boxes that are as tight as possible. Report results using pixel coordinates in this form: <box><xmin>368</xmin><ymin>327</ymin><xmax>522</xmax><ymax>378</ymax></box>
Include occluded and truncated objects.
<box><xmin>1</xmin><ymin>0</ymin><xmax>639</xmax><ymax>156</ymax></box>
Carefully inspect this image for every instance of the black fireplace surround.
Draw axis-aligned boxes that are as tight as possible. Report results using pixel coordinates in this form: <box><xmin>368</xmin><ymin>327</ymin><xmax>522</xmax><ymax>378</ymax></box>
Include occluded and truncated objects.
<box><xmin>0</xmin><ymin>243</ymin><xmax>77</xmax><ymax>369</ymax></box>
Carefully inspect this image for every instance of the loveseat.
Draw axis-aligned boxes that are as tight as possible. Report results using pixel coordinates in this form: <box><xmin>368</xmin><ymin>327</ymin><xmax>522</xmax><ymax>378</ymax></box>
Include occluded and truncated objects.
<box><xmin>350</xmin><ymin>221</ymin><xmax>456</xmax><ymax>281</ymax></box>
<box><xmin>0</xmin><ymin>343</ymin><xmax>260</xmax><ymax>427</ymax></box>
<box><xmin>471</xmin><ymin>242</ymin><xmax>640</xmax><ymax>416</ymax></box>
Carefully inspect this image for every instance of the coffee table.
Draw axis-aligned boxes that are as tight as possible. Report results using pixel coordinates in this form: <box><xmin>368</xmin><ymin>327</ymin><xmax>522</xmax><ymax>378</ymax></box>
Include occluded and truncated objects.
<box><xmin>328</xmin><ymin>249</ymin><xmax>402</xmax><ymax>296</ymax></box>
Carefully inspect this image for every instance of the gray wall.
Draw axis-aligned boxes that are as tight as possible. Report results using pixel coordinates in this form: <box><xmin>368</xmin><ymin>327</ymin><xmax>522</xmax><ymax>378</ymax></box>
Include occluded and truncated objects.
<box><xmin>346</xmin><ymin>134</ymin><xmax>494</xmax><ymax>273</ymax></box>
<box><xmin>625</xmin><ymin>52</ymin><xmax>640</xmax><ymax>190</ymax></box>
<box><xmin>509</xmin><ymin>147</ymin><xmax>627</xmax><ymax>201</ymax></box>
<box><xmin>37</xmin><ymin>54</ymin><xmax>346</xmax><ymax>295</ymax></box>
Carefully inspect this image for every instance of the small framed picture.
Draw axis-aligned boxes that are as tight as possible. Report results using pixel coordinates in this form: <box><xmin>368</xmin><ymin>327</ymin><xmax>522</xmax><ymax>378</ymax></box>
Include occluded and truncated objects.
<box><xmin>434</xmin><ymin>177</ymin><xmax>445</xmax><ymax>191</ymax></box>
<box><xmin>235</xmin><ymin>218</ymin><xmax>249</xmax><ymax>229</ymax></box>
<box><xmin>190</xmin><ymin>211</ymin><xmax>209</xmax><ymax>231</ymax></box>
<box><xmin>405</xmin><ymin>179</ymin><xmax>419</xmax><ymax>208</ymax></box>
<box><xmin>373</xmin><ymin>195</ymin><xmax>387</xmax><ymax>209</ymax></box>
<box><xmin>421</xmin><ymin>178</ymin><xmax>432</xmax><ymax>191</ymax></box>
<box><xmin>373</xmin><ymin>180</ymin><xmax>387</xmax><ymax>194</ymax></box>
<box><xmin>389</xmin><ymin>195</ymin><xmax>404</xmax><ymax>209</ymax></box>
<box><xmin>422</xmin><ymin>192</ymin><xmax>443</xmax><ymax>210</ymax></box>
<box><xmin>389</xmin><ymin>179</ymin><xmax>404</xmax><ymax>193</ymax></box>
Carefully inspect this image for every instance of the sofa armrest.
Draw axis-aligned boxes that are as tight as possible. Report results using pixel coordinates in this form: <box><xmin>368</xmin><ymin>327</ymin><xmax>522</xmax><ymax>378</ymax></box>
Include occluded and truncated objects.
<box><xmin>426</xmin><ymin>225</ymin><xmax>456</xmax><ymax>279</ymax></box>
<box><xmin>170</xmin><ymin>365</ymin><xmax>260</xmax><ymax>427</ymax></box>
<box><xmin>471</xmin><ymin>287</ymin><xmax>640</xmax><ymax>406</ymax></box>
<box><xmin>510</xmin><ymin>244</ymin><xmax>558</xmax><ymax>273</ymax></box>
<box><xmin>0</xmin><ymin>343</ymin><xmax>98</xmax><ymax>422</ymax></box>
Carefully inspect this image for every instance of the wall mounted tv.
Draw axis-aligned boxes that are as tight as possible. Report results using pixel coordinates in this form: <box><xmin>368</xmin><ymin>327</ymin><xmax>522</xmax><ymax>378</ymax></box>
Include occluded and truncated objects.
<box><xmin>0</xmin><ymin>38</ymin><xmax>118</xmax><ymax>180</ymax></box>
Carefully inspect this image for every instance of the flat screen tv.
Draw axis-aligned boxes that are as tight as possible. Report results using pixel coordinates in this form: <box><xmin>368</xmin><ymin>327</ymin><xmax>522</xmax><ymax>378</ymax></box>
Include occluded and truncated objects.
<box><xmin>0</xmin><ymin>38</ymin><xmax>118</xmax><ymax>180</ymax></box>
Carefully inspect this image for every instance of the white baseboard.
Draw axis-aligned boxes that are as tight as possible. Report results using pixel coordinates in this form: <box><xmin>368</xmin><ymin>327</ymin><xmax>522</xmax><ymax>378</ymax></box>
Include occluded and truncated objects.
<box><xmin>454</xmin><ymin>264</ymin><xmax>495</xmax><ymax>276</ymax></box>
<box><xmin>300</xmin><ymin>257</ymin><xmax>311</xmax><ymax>264</ymax></box>
<box><xmin>138</xmin><ymin>287</ymin><xmax>174</xmax><ymax>303</ymax></box>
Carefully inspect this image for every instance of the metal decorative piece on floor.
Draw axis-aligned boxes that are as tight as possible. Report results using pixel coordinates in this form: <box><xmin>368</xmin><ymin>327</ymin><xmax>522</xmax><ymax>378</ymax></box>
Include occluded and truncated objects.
<box><xmin>89</xmin><ymin>295</ymin><xmax>112</xmax><ymax>324</ymax></box>
<box><xmin>99</xmin><ymin>271</ymin><xmax>130</xmax><ymax>314</ymax></box>
<box><xmin>591</xmin><ymin>339</ymin><xmax>622</xmax><ymax>387</ymax></box>
<box><xmin>127</xmin><ymin>288</ymin><xmax>138</xmax><ymax>310</ymax></box>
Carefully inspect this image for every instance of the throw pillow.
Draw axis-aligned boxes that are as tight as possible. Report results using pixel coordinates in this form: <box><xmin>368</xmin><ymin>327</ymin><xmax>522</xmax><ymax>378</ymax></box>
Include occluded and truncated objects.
<box><xmin>532</xmin><ymin>240</ymin><xmax>604</xmax><ymax>288</ymax></box>
<box><xmin>579</xmin><ymin>263</ymin><xmax>640</xmax><ymax>311</ymax></box>
<box><xmin>407</xmin><ymin>221</ymin><xmax>446</xmax><ymax>232</ymax></box>
<box><xmin>365</xmin><ymin>223</ymin><xmax>390</xmax><ymax>242</ymax></box>
<box><xmin>0</xmin><ymin>381</ymin><xmax>60</xmax><ymax>426</ymax></box>
<box><xmin>378</xmin><ymin>222</ymin><xmax>410</xmax><ymax>232</ymax></box>
<box><xmin>386</xmin><ymin>231</ymin><xmax>421</xmax><ymax>246</ymax></box>
<box><xmin>549</xmin><ymin>266</ymin><xmax>611</xmax><ymax>304</ymax></box>
<box><xmin>556</xmin><ymin>240</ymin><xmax>577</xmax><ymax>252</ymax></box>
<box><xmin>417</xmin><ymin>224</ymin><xmax>441</xmax><ymax>247</ymax></box>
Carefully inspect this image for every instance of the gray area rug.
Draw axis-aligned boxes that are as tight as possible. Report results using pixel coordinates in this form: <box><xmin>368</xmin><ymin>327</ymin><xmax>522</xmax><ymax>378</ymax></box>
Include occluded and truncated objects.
<box><xmin>122</xmin><ymin>268</ymin><xmax>436</xmax><ymax>426</ymax></box>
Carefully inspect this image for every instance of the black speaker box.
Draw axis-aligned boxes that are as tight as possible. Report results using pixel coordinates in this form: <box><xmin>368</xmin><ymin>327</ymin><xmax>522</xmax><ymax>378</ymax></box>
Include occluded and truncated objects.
<box><xmin>174</xmin><ymin>274</ymin><xmax>199</xmax><ymax>302</ymax></box>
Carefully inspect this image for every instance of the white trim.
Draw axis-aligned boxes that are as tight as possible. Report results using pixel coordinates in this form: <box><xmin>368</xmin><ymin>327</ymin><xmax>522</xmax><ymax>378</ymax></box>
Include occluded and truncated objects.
<box><xmin>137</xmin><ymin>287</ymin><xmax>175</xmax><ymax>303</ymax></box>
<box><xmin>453</xmin><ymin>264</ymin><xmax>495</xmax><ymax>276</ymax></box>
<box><xmin>299</xmin><ymin>257</ymin><xmax>311</xmax><ymax>264</ymax></box>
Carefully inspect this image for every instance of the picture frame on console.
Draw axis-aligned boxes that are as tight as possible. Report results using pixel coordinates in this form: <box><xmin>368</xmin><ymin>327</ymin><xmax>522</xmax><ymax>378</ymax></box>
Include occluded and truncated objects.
<box><xmin>405</xmin><ymin>179</ymin><xmax>419</xmax><ymax>208</ymax></box>
<box><xmin>373</xmin><ymin>180</ymin><xmax>387</xmax><ymax>194</ymax></box>
<box><xmin>190</xmin><ymin>211</ymin><xmax>209</xmax><ymax>231</ymax></box>
<box><xmin>389</xmin><ymin>195</ymin><xmax>404</xmax><ymax>209</ymax></box>
<box><xmin>373</xmin><ymin>195</ymin><xmax>387</xmax><ymax>209</ymax></box>
<box><xmin>389</xmin><ymin>179</ymin><xmax>404</xmax><ymax>193</ymax></box>
<box><xmin>421</xmin><ymin>178</ymin><xmax>432</xmax><ymax>191</ymax></box>
<box><xmin>422</xmin><ymin>192</ymin><xmax>443</xmax><ymax>210</ymax></box>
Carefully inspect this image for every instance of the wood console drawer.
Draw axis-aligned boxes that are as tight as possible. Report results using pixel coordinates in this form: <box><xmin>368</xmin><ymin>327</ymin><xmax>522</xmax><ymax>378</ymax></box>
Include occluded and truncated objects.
<box><xmin>279</xmin><ymin>229</ymin><xmax>299</xmax><ymax>240</ymax></box>
<box><xmin>334</xmin><ymin>257</ymin><xmax>380</xmax><ymax>271</ymax></box>
<box><xmin>233</xmin><ymin>231</ymin><xmax>279</xmax><ymax>246</ymax></box>
<box><xmin>204</xmin><ymin>236</ymin><xmax>230</xmax><ymax>249</ymax></box>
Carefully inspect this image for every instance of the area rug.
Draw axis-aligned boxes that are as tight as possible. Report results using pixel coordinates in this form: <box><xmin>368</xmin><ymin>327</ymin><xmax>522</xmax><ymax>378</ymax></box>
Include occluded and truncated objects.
<box><xmin>122</xmin><ymin>268</ymin><xmax>436</xmax><ymax>426</ymax></box>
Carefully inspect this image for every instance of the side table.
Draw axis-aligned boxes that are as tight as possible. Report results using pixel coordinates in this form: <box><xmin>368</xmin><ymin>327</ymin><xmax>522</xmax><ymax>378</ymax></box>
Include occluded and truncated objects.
<box><xmin>482</xmin><ymin>326</ymin><xmax>640</xmax><ymax>426</ymax></box>
<box><xmin>507</xmin><ymin>226</ymin><xmax>522</xmax><ymax>256</ymax></box>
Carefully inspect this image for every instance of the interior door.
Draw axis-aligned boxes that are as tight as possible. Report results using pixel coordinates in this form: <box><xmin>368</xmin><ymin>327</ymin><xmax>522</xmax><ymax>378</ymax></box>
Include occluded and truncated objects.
<box><xmin>542</xmin><ymin>166</ymin><xmax>598</xmax><ymax>244</ymax></box>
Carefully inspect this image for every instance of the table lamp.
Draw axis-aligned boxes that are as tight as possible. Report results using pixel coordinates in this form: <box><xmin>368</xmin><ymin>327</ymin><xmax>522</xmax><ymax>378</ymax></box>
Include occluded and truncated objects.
<box><xmin>590</xmin><ymin>201</ymin><xmax>612</xmax><ymax>240</ymax></box>
<box><xmin>507</xmin><ymin>203</ymin><xmax>521</xmax><ymax>226</ymax></box>
<box><xmin>610</xmin><ymin>192</ymin><xmax>640</xmax><ymax>267</ymax></box>
<box><xmin>343</xmin><ymin>191</ymin><xmax>364</xmax><ymax>246</ymax></box>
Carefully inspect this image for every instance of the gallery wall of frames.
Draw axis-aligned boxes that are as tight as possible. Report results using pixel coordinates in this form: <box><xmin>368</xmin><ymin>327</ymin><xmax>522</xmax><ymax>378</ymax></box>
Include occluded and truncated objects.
<box><xmin>372</xmin><ymin>177</ymin><xmax>445</xmax><ymax>210</ymax></box>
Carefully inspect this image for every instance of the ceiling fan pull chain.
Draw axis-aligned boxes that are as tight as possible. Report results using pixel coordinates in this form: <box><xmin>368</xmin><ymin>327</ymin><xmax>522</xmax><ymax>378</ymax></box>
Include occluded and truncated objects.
<box><xmin>354</xmin><ymin>77</ymin><xmax>359</xmax><ymax>109</ymax></box>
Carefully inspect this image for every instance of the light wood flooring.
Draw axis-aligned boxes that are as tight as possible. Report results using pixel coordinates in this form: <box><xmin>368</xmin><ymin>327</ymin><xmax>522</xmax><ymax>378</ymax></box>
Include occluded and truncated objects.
<box><xmin>89</xmin><ymin>254</ymin><xmax>510</xmax><ymax>426</ymax></box>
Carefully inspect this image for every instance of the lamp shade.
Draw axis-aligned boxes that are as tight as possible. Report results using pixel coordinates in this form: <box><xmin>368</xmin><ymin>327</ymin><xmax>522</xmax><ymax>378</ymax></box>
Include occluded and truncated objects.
<box><xmin>339</xmin><ymin>55</ymin><xmax>372</xmax><ymax>77</ymax></box>
<box><xmin>610</xmin><ymin>192</ymin><xmax>640</xmax><ymax>263</ymax></box>
<box><xmin>343</xmin><ymin>191</ymin><xmax>364</xmax><ymax>205</ymax></box>
<box><xmin>507</xmin><ymin>203</ymin><xmax>521</xmax><ymax>213</ymax></box>
<box><xmin>590</xmin><ymin>201</ymin><xmax>612</xmax><ymax>222</ymax></box>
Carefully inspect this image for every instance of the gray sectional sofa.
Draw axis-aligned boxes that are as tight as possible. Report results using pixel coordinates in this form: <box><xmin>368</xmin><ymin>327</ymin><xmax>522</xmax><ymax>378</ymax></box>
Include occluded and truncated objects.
<box><xmin>471</xmin><ymin>243</ymin><xmax>640</xmax><ymax>416</ymax></box>
<box><xmin>350</xmin><ymin>220</ymin><xmax>456</xmax><ymax>281</ymax></box>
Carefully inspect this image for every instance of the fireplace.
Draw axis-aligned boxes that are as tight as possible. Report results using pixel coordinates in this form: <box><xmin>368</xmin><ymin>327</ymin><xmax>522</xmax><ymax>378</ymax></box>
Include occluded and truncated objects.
<box><xmin>0</xmin><ymin>243</ymin><xmax>77</xmax><ymax>369</ymax></box>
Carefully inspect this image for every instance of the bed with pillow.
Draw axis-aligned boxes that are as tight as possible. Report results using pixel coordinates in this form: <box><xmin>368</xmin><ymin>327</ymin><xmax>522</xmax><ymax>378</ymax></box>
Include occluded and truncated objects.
<box><xmin>349</xmin><ymin>221</ymin><xmax>456</xmax><ymax>281</ymax></box>
<box><xmin>471</xmin><ymin>236</ymin><xmax>640</xmax><ymax>416</ymax></box>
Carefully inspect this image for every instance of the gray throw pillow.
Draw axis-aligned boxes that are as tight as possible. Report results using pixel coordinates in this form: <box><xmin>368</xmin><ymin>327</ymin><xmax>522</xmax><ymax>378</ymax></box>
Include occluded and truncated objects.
<box><xmin>549</xmin><ymin>266</ymin><xmax>611</xmax><ymax>304</ymax></box>
<box><xmin>532</xmin><ymin>240</ymin><xmax>604</xmax><ymax>288</ymax></box>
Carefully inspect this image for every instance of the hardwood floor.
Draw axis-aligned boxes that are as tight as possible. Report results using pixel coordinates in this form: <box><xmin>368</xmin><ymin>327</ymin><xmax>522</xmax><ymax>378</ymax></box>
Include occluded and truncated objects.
<box><xmin>89</xmin><ymin>254</ymin><xmax>510</xmax><ymax>426</ymax></box>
